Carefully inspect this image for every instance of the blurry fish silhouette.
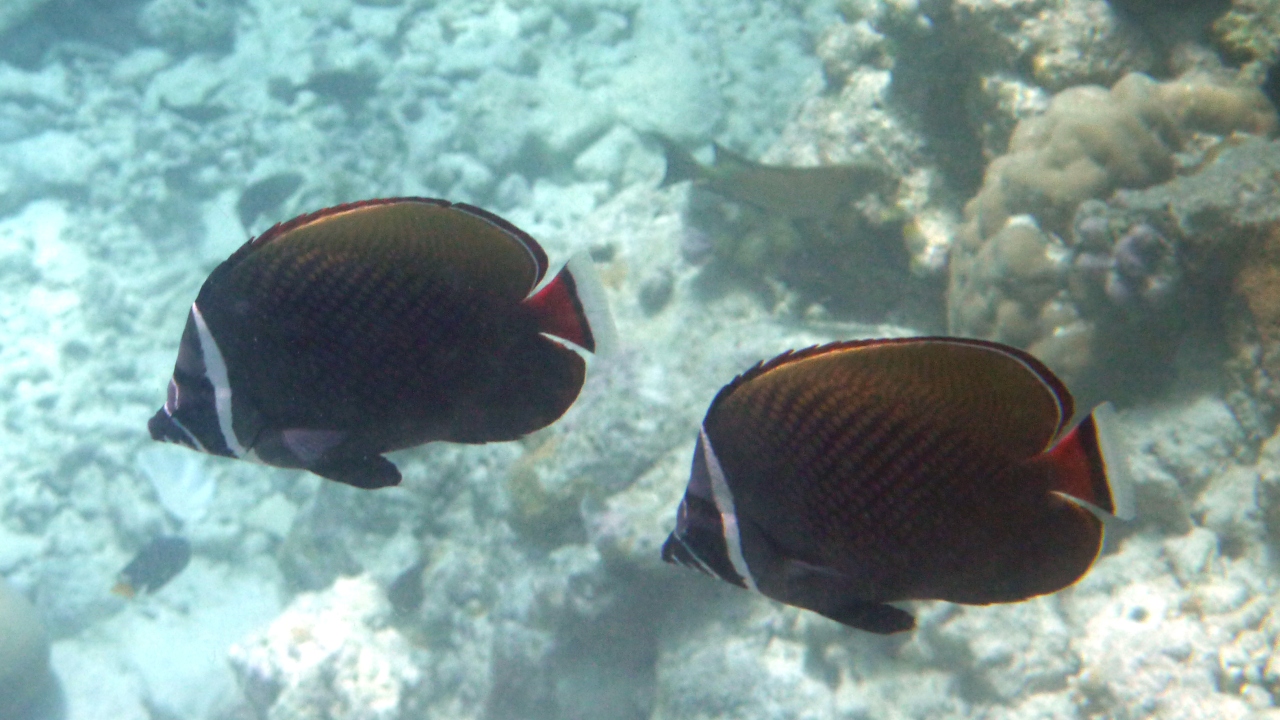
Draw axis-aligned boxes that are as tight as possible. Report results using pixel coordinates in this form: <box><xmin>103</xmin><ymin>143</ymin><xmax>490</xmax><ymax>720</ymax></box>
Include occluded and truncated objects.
<box><xmin>387</xmin><ymin>559</ymin><xmax>428</xmax><ymax>615</ymax></box>
<box><xmin>112</xmin><ymin>536</ymin><xmax>192</xmax><ymax>598</ymax></box>
<box><xmin>662</xmin><ymin>337</ymin><xmax>1135</xmax><ymax>634</ymax></box>
<box><xmin>650</xmin><ymin>133</ymin><xmax>895</xmax><ymax>222</ymax></box>
<box><xmin>149</xmin><ymin>197</ymin><xmax>616</xmax><ymax>489</ymax></box>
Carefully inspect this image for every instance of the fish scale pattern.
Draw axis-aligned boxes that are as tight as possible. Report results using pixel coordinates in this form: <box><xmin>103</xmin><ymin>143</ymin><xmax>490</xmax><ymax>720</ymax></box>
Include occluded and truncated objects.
<box><xmin>702</xmin><ymin>338</ymin><xmax>1098</xmax><ymax>607</ymax></box>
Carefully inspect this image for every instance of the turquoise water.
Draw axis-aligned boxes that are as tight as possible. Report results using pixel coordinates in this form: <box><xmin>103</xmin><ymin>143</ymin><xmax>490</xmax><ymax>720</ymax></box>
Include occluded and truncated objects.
<box><xmin>1</xmin><ymin>1</ymin><xmax>1279</xmax><ymax>719</ymax></box>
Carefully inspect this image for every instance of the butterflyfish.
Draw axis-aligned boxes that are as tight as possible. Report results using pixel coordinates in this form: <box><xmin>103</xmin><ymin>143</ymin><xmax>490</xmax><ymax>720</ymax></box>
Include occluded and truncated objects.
<box><xmin>662</xmin><ymin>336</ymin><xmax>1135</xmax><ymax>633</ymax></box>
<box><xmin>149</xmin><ymin>197</ymin><xmax>616</xmax><ymax>489</ymax></box>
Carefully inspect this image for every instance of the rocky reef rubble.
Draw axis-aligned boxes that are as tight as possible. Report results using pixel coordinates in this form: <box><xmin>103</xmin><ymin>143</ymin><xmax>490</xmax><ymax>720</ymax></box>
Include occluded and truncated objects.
<box><xmin>203</xmin><ymin>2</ymin><xmax>1280</xmax><ymax>718</ymax></box>
<box><xmin>581</xmin><ymin>384</ymin><xmax>1280</xmax><ymax>720</ymax></box>
<box><xmin>229</xmin><ymin>576</ymin><xmax>422</xmax><ymax>720</ymax></box>
<box><xmin>3</xmin><ymin>1</ymin><xmax>1280</xmax><ymax>719</ymax></box>
<box><xmin>223</xmin><ymin>172</ymin><xmax>1280</xmax><ymax>718</ymax></box>
<box><xmin>1057</xmin><ymin>136</ymin><xmax>1280</xmax><ymax>439</ymax></box>
<box><xmin>1214</xmin><ymin>0</ymin><xmax>1280</xmax><ymax>71</ymax></box>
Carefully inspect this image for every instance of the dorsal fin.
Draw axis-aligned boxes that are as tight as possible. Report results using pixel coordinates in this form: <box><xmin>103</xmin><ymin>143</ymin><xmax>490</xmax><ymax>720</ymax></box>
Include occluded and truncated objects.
<box><xmin>235</xmin><ymin>197</ymin><xmax>551</xmax><ymax>301</ymax></box>
<box><xmin>708</xmin><ymin>336</ymin><xmax>1075</xmax><ymax>461</ymax></box>
<box><xmin>249</xmin><ymin>197</ymin><xmax>450</xmax><ymax>249</ymax></box>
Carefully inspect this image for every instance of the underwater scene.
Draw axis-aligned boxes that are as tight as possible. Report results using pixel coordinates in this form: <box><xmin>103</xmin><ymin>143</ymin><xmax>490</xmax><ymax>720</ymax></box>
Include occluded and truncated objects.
<box><xmin>4</xmin><ymin>0</ymin><xmax>1280</xmax><ymax>718</ymax></box>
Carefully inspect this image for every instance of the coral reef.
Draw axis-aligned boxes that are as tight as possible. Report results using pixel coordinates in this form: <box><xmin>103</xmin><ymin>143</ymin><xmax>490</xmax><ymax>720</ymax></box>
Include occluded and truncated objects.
<box><xmin>137</xmin><ymin>0</ymin><xmax>237</xmax><ymax>54</ymax></box>
<box><xmin>0</xmin><ymin>0</ymin><xmax>49</xmax><ymax>37</ymax></box>
<box><xmin>6</xmin><ymin>2</ymin><xmax>1280</xmax><ymax>720</ymax></box>
<box><xmin>0</xmin><ymin>576</ymin><xmax>56</xmax><ymax>720</ymax></box>
<box><xmin>1233</xmin><ymin>217</ymin><xmax>1280</xmax><ymax>442</ymax></box>
<box><xmin>677</xmin><ymin>169</ymin><xmax>918</xmax><ymax>324</ymax></box>
<box><xmin>1085</xmin><ymin>135</ymin><xmax>1280</xmax><ymax>438</ymax></box>
<box><xmin>948</xmin><ymin>71</ymin><xmax>1277</xmax><ymax>396</ymax></box>
<box><xmin>228</xmin><ymin>576</ymin><xmax>423</xmax><ymax>720</ymax></box>
<box><xmin>1214</xmin><ymin>0</ymin><xmax>1280</xmax><ymax>67</ymax></box>
<box><xmin>828</xmin><ymin>1</ymin><xmax>1162</xmax><ymax>186</ymax></box>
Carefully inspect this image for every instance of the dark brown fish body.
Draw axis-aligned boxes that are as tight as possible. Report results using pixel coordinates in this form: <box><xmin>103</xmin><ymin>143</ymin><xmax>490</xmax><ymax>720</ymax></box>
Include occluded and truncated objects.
<box><xmin>202</xmin><ymin>200</ymin><xmax>579</xmax><ymax>446</ymax></box>
<box><xmin>149</xmin><ymin>198</ymin><xmax>614</xmax><ymax>489</ymax></box>
<box><xmin>654</xmin><ymin>133</ymin><xmax>894</xmax><ymax>221</ymax></box>
<box><xmin>662</xmin><ymin>337</ymin><xmax>1134</xmax><ymax>633</ymax></box>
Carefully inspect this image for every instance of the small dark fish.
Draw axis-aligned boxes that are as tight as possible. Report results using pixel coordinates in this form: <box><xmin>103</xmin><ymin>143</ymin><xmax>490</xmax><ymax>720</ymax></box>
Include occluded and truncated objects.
<box><xmin>651</xmin><ymin>133</ymin><xmax>895</xmax><ymax>222</ymax></box>
<box><xmin>662</xmin><ymin>337</ymin><xmax>1135</xmax><ymax>634</ymax></box>
<box><xmin>112</xmin><ymin>536</ymin><xmax>192</xmax><ymax>598</ymax></box>
<box><xmin>386</xmin><ymin>559</ymin><xmax>428</xmax><ymax>615</ymax></box>
<box><xmin>149</xmin><ymin>197</ymin><xmax>616</xmax><ymax>489</ymax></box>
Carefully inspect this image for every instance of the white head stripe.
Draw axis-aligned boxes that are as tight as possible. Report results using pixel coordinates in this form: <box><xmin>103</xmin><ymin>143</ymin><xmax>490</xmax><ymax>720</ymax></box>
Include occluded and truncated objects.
<box><xmin>700</xmin><ymin>427</ymin><xmax>757</xmax><ymax>592</ymax></box>
<box><xmin>190</xmin><ymin>304</ymin><xmax>248</xmax><ymax>457</ymax></box>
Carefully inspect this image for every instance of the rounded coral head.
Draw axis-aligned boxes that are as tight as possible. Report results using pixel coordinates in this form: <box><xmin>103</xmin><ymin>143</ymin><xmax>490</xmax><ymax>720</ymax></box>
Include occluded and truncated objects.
<box><xmin>0</xmin><ymin>577</ymin><xmax>57</xmax><ymax>720</ymax></box>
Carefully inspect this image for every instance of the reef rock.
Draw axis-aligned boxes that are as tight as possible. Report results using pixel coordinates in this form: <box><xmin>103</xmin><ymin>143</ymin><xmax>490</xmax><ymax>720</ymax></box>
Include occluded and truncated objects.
<box><xmin>228</xmin><ymin>575</ymin><xmax>423</xmax><ymax>720</ymax></box>
<box><xmin>0</xmin><ymin>0</ymin><xmax>50</xmax><ymax>36</ymax></box>
<box><xmin>1105</xmin><ymin>136</ymin><xmax>1280</xmax><ymax>439</ymax></box>
<box><xmin>0</xmin><ymin>576</ymin><xmax>57</xmax><ymax>720</ymax></box>
<box><xmin>949</xmin><ymin>71</ymin><xmax>1277</xmax><ymax>399</ymax></box>
<box><xmin>1214</xmin><ymin>0</ymin><xmax>1280</xmax><ymax>69</ymax></box>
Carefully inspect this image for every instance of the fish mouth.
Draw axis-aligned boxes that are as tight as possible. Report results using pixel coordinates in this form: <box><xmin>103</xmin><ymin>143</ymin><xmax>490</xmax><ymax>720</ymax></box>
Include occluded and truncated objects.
<box><xmin>661</xmin><ymin>532</ymin><xmax>715</xmax><ymax>579</ymax></box>
<box><xmin>660</xmin><ymin>533</ymin><xmax>679</xmax><ymax>564</ymax></box>
<box><xmin>147</xmin><ymin>408</ymin><xmax>203</xmax><ymax>452</ymax></box>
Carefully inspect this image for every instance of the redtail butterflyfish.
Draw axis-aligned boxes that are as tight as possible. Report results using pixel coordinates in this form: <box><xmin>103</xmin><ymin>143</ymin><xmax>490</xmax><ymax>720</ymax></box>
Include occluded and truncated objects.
<box><xmin>662</xmin><ymin>337</ymin><xmax>1135</xmax><ymax>633</ymax></box>
<box><xmin>149</xmin><ymin>197</ymin><xmax>616</xmax><ymax>489</ymax></box>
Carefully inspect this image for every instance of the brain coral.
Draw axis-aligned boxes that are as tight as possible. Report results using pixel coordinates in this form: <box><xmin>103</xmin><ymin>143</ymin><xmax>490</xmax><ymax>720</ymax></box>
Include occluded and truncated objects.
<box><xmin>949</xmin><ymin>71</ymin><xmax>1278</xmax><ymax>393</ymax></box>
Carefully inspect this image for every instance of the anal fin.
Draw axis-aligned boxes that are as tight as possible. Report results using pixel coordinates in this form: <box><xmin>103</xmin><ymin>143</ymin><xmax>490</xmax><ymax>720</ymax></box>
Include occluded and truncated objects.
<box><xmin>813</xmin><ymin>599</ymin><xmax>916</xmax><ymax>634</ymax></box>
<box><xmin>310</xmin><ymin>454</ymin><xmax>402</xmax><ymax>489</ymax></box>
<box><xmin>743</xmin><ymin>520</ymin><xmax>917</xmax><ymax>634</ymax></box>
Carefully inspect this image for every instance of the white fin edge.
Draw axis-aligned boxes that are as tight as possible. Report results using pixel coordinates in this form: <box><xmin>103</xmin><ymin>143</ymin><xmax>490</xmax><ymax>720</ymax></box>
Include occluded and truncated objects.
<box><xmin>1091</xmin><ymin>402</ymin><xmax>1136</xmax><ymax>521</ymax></box>
<box><xmin>564</xmin><ymin>250</ymin><xmax>619</xmax><ymax>357</ymax></box>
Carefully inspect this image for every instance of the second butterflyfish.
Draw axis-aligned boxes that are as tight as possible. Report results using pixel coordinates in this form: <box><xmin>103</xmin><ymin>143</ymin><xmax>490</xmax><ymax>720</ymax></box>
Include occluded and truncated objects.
<box><xmin>662</xmin><ymin>337</ymin><xmax>1135</xmax><ymax>634</ymax></box>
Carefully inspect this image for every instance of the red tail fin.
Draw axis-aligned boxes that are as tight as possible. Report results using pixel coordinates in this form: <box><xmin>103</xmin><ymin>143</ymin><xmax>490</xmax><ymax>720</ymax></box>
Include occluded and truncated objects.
<box><xmin>1044</xmin><ymin>403</ymin><xmax>1135</xmax><ymax>520</ymax></box>
<box><xmin>523</xmin><ymin>251</ymin><xmax>616</xmax><ymax>355</ymax></box>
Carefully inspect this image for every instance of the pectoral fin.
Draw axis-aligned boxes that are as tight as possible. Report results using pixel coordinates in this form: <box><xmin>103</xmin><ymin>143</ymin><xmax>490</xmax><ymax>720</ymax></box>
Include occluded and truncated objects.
<box><xmin>741</xmin><ymin>520</ymin><xmax>917</xmax><ymax>634</ymax></box>
<box><xmin>310</xmin><ymin>454</ymin><xmax>401</xmax><ymax>489</ymax></box>
<box><xmin>772</xmin><ymin>557</ymin><xmax>916</xmax><ymax>633</ymax></box>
